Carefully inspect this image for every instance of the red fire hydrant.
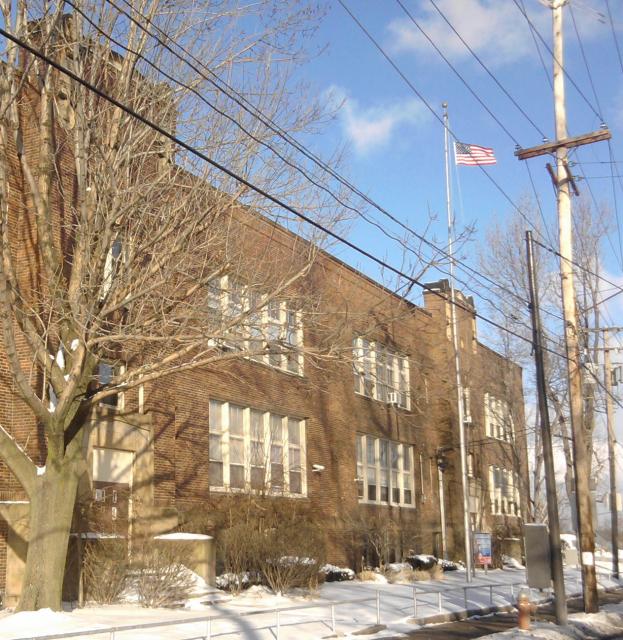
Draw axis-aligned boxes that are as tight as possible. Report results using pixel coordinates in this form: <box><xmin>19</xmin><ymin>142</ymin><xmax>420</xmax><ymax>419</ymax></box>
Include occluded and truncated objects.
<box><xmin>517</xmin><ymin>589</ymin><xmax>532</xmax><ymax>631</ymax></box>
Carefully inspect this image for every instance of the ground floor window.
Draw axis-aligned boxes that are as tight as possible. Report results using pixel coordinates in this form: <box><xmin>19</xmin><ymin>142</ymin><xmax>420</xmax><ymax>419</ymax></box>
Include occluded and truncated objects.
<box><xmin>356</xmin><ymin>433</ymin><xmax>414</xmax><ymax>507</ymax></box>
<box><xmin>488</xmin><ymin>465</ymin><xmax>520</xmax><ymax>516</ymax></box>
<box><xmin>209</xmin><ymin>400</ymin><xmax>306</xmax><ymax>495</ymax></box>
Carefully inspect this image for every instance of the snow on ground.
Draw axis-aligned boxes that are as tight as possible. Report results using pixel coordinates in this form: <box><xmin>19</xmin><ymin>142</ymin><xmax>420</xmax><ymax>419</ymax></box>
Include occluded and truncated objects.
<box><xmin>0</xmin><ymin>565</ymin><xmax>621</xmax><ymax>639</ymax></box>
<box><xmin>478</xmin><ymin>602</ymin><xmax>623</xmax><ymax>639</ymax></box>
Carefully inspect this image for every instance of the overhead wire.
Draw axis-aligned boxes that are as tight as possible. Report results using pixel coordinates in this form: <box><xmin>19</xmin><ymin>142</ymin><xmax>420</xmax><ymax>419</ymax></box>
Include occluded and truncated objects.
<box><xmin>0</xmin><ymin>23</ymin><xmax>584</xmax><ymax>379</ymax></box>
<box><xmin>83</xmin><ymin>0</ymin><xmax>554</xmax><ymax>323</ymax></box>
<box><xmin>336</xmin><ymin>0</ymin><xmax>555</xmax><ymax>249</ymax></box>
<box><xmin>568</xmin><ymin>0</ymin><xmax>623</xmax><ymax>268</ymax></box>
<box><xmin>76</xmin><ymin>0</ymin><xmax>563</xmax><ymax>325</ymax></box>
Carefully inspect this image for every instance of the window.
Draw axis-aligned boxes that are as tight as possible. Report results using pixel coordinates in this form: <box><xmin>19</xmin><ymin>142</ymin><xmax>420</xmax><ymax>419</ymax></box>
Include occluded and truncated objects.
<box><xmin>353</xmin><ymin>337</ymin><xmax>410</xmax><ymax>409</ymax></box>
<box><xmin>97</xmin><ymin>361</ymin><xmax>124</xmax><ymax>409</ymax></box>
<box><xmin>484</xmin><ymin>393</ymin><xmax>514</xmax><ymax>442</ymax></box>
<box><xmin>207</xmin><ymin>276</ymin><xmax>303</xmax><ymax>375</ymax></box>
<box><xmin>355</xmin><ymin>433</ymin><xmax>414</xmax><ymax>507</ymax></box>
<box><xmin>209</xmin><ymin>400</ymin><xmax>306</xmax><ymax>495</ymax></box>
<box><xmin>488</xmin><ymin>465</ymin><xmax>520</xmax><ymax>516</ymax></box>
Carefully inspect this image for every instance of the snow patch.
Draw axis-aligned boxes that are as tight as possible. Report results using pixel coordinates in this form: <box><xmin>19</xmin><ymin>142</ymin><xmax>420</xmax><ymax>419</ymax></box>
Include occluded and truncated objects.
<box><xmin>70</xmin><ymin>339</ymin><xmax>79</xmax><ymax>351</ymax></box>
<box><xmin>36</xmin><ymin>465</ymin><xmax>46</xmax><ymax>476</ymax></box>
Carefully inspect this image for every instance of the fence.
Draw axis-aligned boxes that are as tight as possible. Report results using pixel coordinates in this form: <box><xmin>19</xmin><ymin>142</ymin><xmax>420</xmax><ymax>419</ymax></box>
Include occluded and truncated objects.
<box><xmin>13</xmin><ymin>580</ymin><xmax>533</xmax><ymax>640</ymax></box>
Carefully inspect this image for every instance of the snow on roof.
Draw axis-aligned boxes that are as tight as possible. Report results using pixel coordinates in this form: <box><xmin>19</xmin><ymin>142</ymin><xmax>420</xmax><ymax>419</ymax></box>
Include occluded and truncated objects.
<box><xmin>154</xmin><ymin>532</ymin><xmax>213</xmax><ymax>540</ymax></box>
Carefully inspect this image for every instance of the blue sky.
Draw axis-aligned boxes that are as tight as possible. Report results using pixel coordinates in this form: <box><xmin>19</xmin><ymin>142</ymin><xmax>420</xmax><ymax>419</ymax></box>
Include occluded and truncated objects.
<box><xmin>293</xmin><ymin>0</ymin><xmax>623</xmax><ymax>497</ymax></box>
<box><xmin>295</xmin><ymin>0</ymin><xmax>623</xmax><ymax>328</ymax></box>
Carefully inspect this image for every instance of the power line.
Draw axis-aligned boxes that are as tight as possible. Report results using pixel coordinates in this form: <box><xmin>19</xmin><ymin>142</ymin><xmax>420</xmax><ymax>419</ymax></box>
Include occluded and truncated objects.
<box><xmin>394</xmin><ymin>0</ymin><xmax>521</xmax><ymax>145</ymax></box>
<box><xmin>0</xmin><ymin>24</ymin><xmax>576</xmax><ymax>368</ymax></box>
<box><xmin>568</xmin><ymin>0</ymin><xmax>623</xmax><ymax>268</ymax></box>
<box><xmin>8</xmin><ymin>19</ymin><xmax>623</xmax><ymax>414</ymax></box>
<box><xmin>512</xmin><ymin>0</ymin><xmax>604</xmax><ymax>121</ymax></box>
<box><xmin>76</xmin><ymin>0</ymin><xmax>559</xmax><ymax>324</ymax></box>
<box><xmin>426</xmin><ymin>0</ymin><xmax>547</xmax><ymax>140</ymax></box>
<box><xmin>604</xmin><ymin>0</ymin><xmax>623</xmax><ymax>78</ymax></box>
<box><xmin>336</xmin><ymin>0</ymin><xmax>554</xmax><ymax>248</ymax></box>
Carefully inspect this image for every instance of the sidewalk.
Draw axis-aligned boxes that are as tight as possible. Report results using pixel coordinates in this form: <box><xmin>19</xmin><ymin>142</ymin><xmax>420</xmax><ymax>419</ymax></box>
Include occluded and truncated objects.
<box><xmin>398</xmin><ymin>589</ymin><xmax>623</xmax><ymax>639</ymax></box>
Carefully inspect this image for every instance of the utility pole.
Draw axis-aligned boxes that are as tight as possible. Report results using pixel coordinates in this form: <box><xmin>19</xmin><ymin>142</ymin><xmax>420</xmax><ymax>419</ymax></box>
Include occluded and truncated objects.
<box><xmin>604</xmin><ymin>335</ymin><xmax>619</xmax><ymax>579</ymax></box>
<box><xmin>443</xmin><ymin>102</ymin><xmax>472</xmax><ymax>580</ymax></box>
<box><xmin>552</xmin><ymin>0</ymin><xmax>598</xmax><ymax>612</ymax></box>
<box><xmin>514</xmin><ymin>0</ymin><xmax>607</xmax><ymax>613</ymax></box>
<box><xmin>525</xmin><ymin>230</ymin><xmax>567</xmax><ymax>624</ymax></box>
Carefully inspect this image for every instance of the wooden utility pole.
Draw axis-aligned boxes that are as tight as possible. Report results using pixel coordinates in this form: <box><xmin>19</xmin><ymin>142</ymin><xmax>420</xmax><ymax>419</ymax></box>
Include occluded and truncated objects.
<box><xmin>604</xmin><ymin>337</ymin><xmax>619</xmax><ymax>579</ymax></box>
<box><xmin>515</xmin><ymin>0</ymin><xmax>603</xmax><ymax>613</ymax></box>
<box><xmin>552</xmin><ymin>0</ymin><xmax>598</xmax><ymax>612</ymax></box>
<box><xmin>526</xmin><ymin>231</ymin><xmax>568</xmax><ymax>624</ymax></box>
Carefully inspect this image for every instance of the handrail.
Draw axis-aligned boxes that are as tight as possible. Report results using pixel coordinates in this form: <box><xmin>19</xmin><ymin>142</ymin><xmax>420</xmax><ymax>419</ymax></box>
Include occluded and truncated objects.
<box><xmin>10</xmin><ymin>578</ymin><xmax>532</xmax><ymax>640</ymax></box>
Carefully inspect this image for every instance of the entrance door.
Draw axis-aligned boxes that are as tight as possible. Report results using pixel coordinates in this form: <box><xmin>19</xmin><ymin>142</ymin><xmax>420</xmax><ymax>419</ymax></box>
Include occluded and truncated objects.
<box><xmin>91</xmin><ymin>448</ymin><xmax>133</xmax><ymax>537</ymax></box>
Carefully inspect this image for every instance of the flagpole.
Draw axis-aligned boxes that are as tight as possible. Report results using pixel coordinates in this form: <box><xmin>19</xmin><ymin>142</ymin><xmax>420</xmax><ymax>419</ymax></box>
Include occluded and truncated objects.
<box><xmin>443</xmin><ymin>102</ymin><xmax>473</xmax><ymax>582</ymax></box>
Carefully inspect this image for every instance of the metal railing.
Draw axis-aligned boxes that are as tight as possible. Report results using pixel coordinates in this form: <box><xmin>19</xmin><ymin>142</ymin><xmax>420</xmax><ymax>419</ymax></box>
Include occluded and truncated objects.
<box><xmin>12</xmin><ymin>580</ymin><xmax>531</xmax><ymax>640</ymax></box>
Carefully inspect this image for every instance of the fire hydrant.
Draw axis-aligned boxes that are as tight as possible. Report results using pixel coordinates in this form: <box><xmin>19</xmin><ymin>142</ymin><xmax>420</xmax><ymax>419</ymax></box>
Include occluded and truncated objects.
<box><xmin>517</xmin><ymin>590</ymin><xmax>532</xmax><ymax>631</ymax></box>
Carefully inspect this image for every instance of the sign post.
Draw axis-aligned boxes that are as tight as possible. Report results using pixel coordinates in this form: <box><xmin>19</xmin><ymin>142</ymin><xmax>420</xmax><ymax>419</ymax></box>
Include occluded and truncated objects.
<box><xmin>474</xmin><ymin>532</ymin><xmax>492</xmax><ymax>573</ymax></box>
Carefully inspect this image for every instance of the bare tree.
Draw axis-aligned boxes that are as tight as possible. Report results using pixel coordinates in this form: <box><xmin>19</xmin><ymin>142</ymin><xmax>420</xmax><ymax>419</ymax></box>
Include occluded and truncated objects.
<box><xmin>0</xmin><ymin>0</ymin><xmax>365</xmax><ymax>611</ymax></box>
<box><xmin>479</xmin><ymin>198</ymin><xmax>611</xmax><ymax>529</ymax></box>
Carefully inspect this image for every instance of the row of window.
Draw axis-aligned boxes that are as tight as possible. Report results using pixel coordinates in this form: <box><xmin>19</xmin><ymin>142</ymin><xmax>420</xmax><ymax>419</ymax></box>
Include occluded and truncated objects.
<box><xmin>352</xmin><ymin>337</ymin><xmax>411</xmax><ymax>409</ymax></box>
<box><xmin>355</xmin><ymin>434</ymin><xmax>414</xmax><ymax>506</ymax></box>
<box><xmin>208</xmin><ymin>400</ymin><xmax>306</xmax><ymax>495</ymax></box>
<box><xmin>488</xmin><ymin>465</ymin><xmax>521</xmax><ymax>516</ymax></box>
<box><xmin>207</xmin><ymin>276</ymin><xmax>304</xmax><ymax>375</ymax></box>
<box><xmin>484</xmin><ymin>393</ymin><xmax>515</xmax><ymax>442</ymax></box>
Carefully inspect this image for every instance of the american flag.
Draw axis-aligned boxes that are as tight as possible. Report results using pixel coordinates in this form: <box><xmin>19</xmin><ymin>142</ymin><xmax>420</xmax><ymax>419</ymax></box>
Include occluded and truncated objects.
<box><xmin>454</xmin><ymin>142</ymin><xmax>496</xmax><ymax>166</ymax></box>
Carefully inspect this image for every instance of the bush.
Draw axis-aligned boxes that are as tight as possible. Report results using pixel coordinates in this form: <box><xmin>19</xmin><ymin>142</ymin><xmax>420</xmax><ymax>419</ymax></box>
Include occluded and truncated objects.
<box><xmin>131</xmin><ymin>539</ymin><xmax>195</xmax><ymax>607</ymax></box>
<box><xmin>386</xmin><ymin>566</ymin><xmax>416</xmax><ymax>584</ymax></box>
<box><xmin>320</xmin><ymin>564</ymin><xmax>355</xmax><ymax>582</ymax></box>
<box><xmin>258</xmin><ymin>521</ymin><xmax>324</xmax><ymax>594</ymax></box>
<box><xmin>219</xmin><ymin>523</ymin><xmax>262</xmax><ymax>595</ymax></box>
<box><xmin>405</xmin><ymin>554</ymin><xmax>437</xmax><ymax>571</ymax></box>
<box><xmin>82</xmin><ymin>538</ymin><xmax>128</xmax><ymax>604</ymax></box>
<box><xmin>430</xmin><ymin>564</ymin><xmax>444</xmax><ymax>581</ymax></box>
<box><xmin>215</xmin><ymin>497</ymin><xmax>325</xmax><ymax>595</ymax></box>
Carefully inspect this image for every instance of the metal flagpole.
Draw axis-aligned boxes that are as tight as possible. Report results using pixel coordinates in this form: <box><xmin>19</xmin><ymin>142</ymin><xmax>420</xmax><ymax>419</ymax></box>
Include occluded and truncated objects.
<box><xmin>443</xmin><ymin>102</ymin><xmax>473</xmax><ymax>581</ymax></box>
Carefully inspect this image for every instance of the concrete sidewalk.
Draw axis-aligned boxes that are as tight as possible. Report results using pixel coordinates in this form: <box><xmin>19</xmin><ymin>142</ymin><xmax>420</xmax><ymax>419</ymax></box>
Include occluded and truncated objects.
<box><xmin>390</xmin><ymin>589</ymin><xmax>623</xmax><ymax>639</ymax></box>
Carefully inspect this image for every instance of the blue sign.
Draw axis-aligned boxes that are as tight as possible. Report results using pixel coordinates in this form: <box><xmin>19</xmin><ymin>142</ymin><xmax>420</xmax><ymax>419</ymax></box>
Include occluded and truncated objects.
<box><xmin>474</xmin><ymin>532</ymin><xmax>492</xmax><ymax>566</ymax></box>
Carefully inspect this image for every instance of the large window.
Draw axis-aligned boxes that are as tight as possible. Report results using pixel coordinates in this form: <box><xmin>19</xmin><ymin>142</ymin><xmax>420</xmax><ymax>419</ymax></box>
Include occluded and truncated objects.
<box><xmin>488</xmin><ymin>465</ymin><xmax>520</xmax><ymax>516</ymax></box>
<box><xmin>352</xmin><ymin>337</ymin><xmax>410</xmax><ymax>409</ymax></box>
<box><xmin>208</xmin><ymin>276</ymin><xmax>303</xmax><ymax>375</ymax></box>
<box><xmin>484</xmin><ymin>393</ymin><xmax>514</xmax><ymax>442</ymax></box>
<box><xmin>209</xmin><ymin>400</ymin><xmax>306</xmax><ymax>495</ymax></box>
<box><xmin>355</xmin><ymin>434</ymin><xmax>414</xmax><ymax>507</ymax></box>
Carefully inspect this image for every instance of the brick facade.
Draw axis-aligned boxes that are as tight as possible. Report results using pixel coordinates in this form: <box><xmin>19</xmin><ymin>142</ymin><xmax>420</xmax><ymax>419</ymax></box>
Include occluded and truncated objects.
<box><xmin>0</xmin><ymin>35</ymin><xmax>529</xmax><ymax>595</ymax></box>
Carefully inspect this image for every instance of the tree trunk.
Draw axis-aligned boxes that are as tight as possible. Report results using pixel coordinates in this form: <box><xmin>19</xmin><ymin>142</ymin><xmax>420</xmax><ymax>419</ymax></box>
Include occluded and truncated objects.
<box><xmin>18</xmin><ymin>464</ymin><xmax>79</xmax><ymax>611</ymax></box>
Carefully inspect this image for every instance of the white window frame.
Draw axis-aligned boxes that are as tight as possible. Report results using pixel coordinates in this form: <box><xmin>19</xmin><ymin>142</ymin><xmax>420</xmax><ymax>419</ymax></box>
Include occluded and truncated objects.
<box><xmin>352</xmin><ymin>337</ymin><xmax>411</xmax><ymax>409</ymax></box>
<box><xmin>208</xmin><ymin>399</ymin><xmax>307</xmax><ymax>496</ymax></box>
<box><xmin>484</xmin><ymin>393</ymin><xmax>514</xmax><ymax>443</ymax></box>
<box><xmin>208</xmin><ymin>275</ymin><xmax>304</xmax><ymax>376</ymax></box>
<box><xmin>488</xmin><ymin>465</ymin><xmax>521</xmax><ymax>517</ymax></box>
<box><xmin>355</xmin><ymin>433</ymin><xmax>415</xmax><ymax>508</ymax></box>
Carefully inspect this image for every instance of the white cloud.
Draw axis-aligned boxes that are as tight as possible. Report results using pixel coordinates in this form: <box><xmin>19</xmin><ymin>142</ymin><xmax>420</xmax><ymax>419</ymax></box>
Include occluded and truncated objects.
<box><xmin>387</xmin><ymin>0</ymin><xmax>549</xmax><ymax>67</ymax></box>
<box><xmin>326</xmin><ymin>85</ymin><xmax>428</xmax><ymax>154</ymax></box>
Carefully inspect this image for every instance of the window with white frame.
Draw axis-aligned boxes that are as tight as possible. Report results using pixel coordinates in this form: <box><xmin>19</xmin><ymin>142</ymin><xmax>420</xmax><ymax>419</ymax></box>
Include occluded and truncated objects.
<box><xmin>208</xmin><ymin>276</ymin><xmax>303</xmax><ymax>375</ymax></box>
<box><xmin>355</xmin><ymin>433</ymin><xmax>414</xmax><ymax>506</ymax></box>
<box><xmin>209</xmin><ymin>399</ymin><xmax>306</xmax><ymax>495</ymax></box>
<box><xmin>488</xmin><ymin>465</ymin><xmax>520</xmax><ymax>516</ymax></box>
<box><xmin>352</xmin><ymin>337</ymin><xmax>410</xmax><ymax>409</ymax></box>
<box><xmin>484</xmin><ymin>393</ymin><xmax>514</xmax><ymax>442</ymax></box>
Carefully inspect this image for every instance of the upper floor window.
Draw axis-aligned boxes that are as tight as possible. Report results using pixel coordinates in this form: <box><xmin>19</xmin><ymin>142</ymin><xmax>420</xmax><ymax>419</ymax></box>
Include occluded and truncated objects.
<box><xmin>209</xmin><ymin>399</ymin><xmax>306</xmax><ymax>495</ymax></box>
<box><xmin>208</xmin><ymin>275</ymin><xmax>303</xmax><ymax>375</ymax></box>
<box><xmin>488</xmin><ymin>465</ymin><xmax>520</xmax><ymax>517</ymax></box>
<box><xmin>96</xmin><ymin>361</ymin><xmax>125</xmax><ymax>409</ymax></box>
<box><xmin>355</xmin><ymin>433</ymin><xmax>414</xmax><ymax>507</ymax></box>
<box><xmin>484</xmin><ymin>393</ymin><xmax>514</xmax><ymax>442</ymax></box>
<box><xmin>352</xmin><ymin>337</ymin><xmax>410</xmax><ymax>409</ymax></box>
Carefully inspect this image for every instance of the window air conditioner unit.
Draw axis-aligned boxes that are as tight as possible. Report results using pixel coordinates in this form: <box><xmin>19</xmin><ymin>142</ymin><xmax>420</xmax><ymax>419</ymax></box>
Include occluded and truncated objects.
<box><xmin>94</xmin><ymin>488</ymin><xmax>105</xmax><ymax>502</ymax></box>
<box><xmin>387</xmin><ymin>391</ymin><xmax>398</xmax><ymax>405</ymax></box>
<box><xmin>464</xmin><ymin>414</ymin><xmax>473</xmax><ymax>425</ymax></box>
